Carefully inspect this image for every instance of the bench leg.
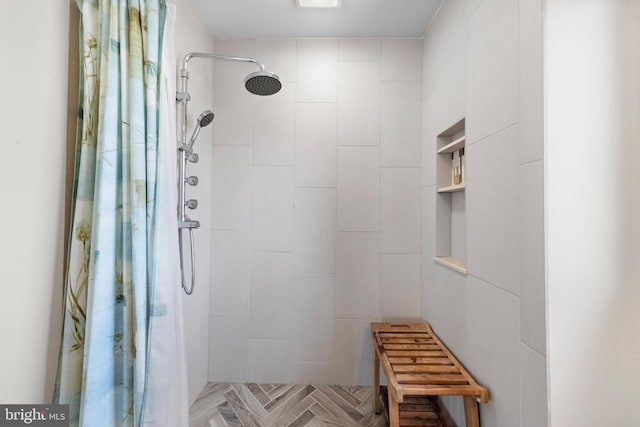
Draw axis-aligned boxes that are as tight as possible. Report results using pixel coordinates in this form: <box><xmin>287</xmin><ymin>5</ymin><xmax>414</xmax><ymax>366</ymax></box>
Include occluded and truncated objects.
<box><xmin>463</xmin><ymin>396</ymin><xmax>480</xmax><ymax>427</ymax></box>
<box><xmin>388</xmin><ymin>390</ymin><xmax>400</xmax><ymax>427</ymax></box>
<box><xmin>373</xmin><ymin>347</ymin><xmax>381</xmax><ymax>414</ymax></box>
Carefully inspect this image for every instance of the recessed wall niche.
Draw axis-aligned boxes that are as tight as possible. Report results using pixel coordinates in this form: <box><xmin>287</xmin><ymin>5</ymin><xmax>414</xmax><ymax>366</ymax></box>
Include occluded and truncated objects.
<box><xmin>435</xmin><ymin>118</ymin><xmax>467</xmax><ymax>274</ymax></box>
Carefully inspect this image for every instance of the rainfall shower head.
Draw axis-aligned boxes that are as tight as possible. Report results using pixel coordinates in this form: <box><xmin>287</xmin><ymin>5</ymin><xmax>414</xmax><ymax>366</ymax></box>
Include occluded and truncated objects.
<box><xmin>187</xmin><ymin>110</ymin><xmax>214</xmax><ymax>147</ymax></box>
<box><xmin>245</xmin><ymin>71</ymin><xmax>282</xmax><ymax>96</ymax></box>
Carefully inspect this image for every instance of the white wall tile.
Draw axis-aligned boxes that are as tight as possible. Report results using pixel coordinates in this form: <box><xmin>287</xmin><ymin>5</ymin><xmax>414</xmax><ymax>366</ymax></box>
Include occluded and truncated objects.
<box><xmin>433</xmin><ymin>2</ymin><xmax>467</xmax><ymax>133</ymax></box>
<box><xmin>466</xmin><ymin>0</ymin><xmax>518</xmax><ymax>143</ymax></box>
<box><xmin>249</xmin><ymin>252</ymin><xmax>293</xmax><ymax>339</ymax></box>
<box><xmin>335</xmin><ymin>232</ymin><xmax>379</xmax><ymax>319</ymax></box>
<box><xmin>337</xmin><ymin>147</ymin><xmax>380</xmax><ymax>232</ymax></box>
<box><xmin>422</xmin><ymin>36</ymin><xmax>438</xmax><ymax>97</ymax></box>
<box><xmin>190</xmin><ymin>142</ymin><xmax>213</xmax><ymax>226</ymax></box>
<box><xmin>334</xmin><ymin>319</ymin><xmax>375</xmax><ymax>386</ymax></box>
<box><xmin>172</xmin><ymin>5</ymin><xmax>217</xmax><ymax>405</ymax></box>
<box><xmin>381</xmin><ymin>39</ymin><xmax>423</xmax><ymax>82</ymax></box>
<box><xmin>466</xmin><ymin>126</ymin><xmax>520</xmax><ymax>295</ymax></box>
<box><xmin>294</xmin><ymin>189</ymin><xmax>336</xmax><ymax>274</ymax></box>
<box><xmin>420</xmin><ymin>1</ymin><xmax>547</xmax><ymax>425</ymax></box>
<box><xmin>214</xmin><ymin>39</ymin><xmax>255</xmax><ymax>57</ymax></box>
<box><xmin>465</xmin><ymin>277</ymin><xmax>521</xmax><ymax>427</ymax></box>
<box><xmin>520</xmin><ymin>161</ymin><xmax>545</xmax><ymax>354</ymax></box>
<box><xmin>518</xmin><ymin>0</ymin><xmax>544</xmax><ymax>163</ymax></box>
<box><xmin>338</xmin><ymin>61</ymin><xmax>381</xmax><ymax>146</ymax></box>
<box><xmin>252</xmin><ymin>167</ymin><xmax>294</xmax><ymax>251</ymax></box>
<box><xmin>195</xmin><ymin>302</ymin><xmax>210</xmax><ymax>394</ymax></box>
<box><xmin>248</xmin><ymin>339</ymin><xmax>291</xmax><ymax>384</ymax></box>
<box><xmin>380</xmin><ymin>254</ymin><xmax>422</xmax><ymax>320</ymax></box>
<box><xmin>380</xmin><ymin>168</ymin><xmax>421</xmax><ymax>253</ymax></box>
<box><xmin>421</xmin><ymin>186</ymin><xmax>437</xmax><ymax>279</ymax></box>
<box><xmin>421</xmin><ymin>269</ymin><xmax>468</xmax><ymax>358</ymax></box>
<box><xmin>297</xmin><ymin>39</ymin><xmax>338</xmax><ymax>102</ymax></box>
<box><xmin>381</xmin><ymin>82</ymin><xmax>422</xmax><ymax>167</ymax></box>
<box><xmin>295</xmin><ymin>103</ymin><xmax>337</xmax><ymax>188</ymax></box>
<box><xmin>253</xmin><ymin>82</ymin><xmax>296</xmax><ymax>166</ymax></box>
<box><xmin>212</xmin><ymin>40</ymin><xmax>255</xmax><ymax>146</ymax></box>
<box><xmin>462</xmin><ymin>0</ymin><xmax>485</xmax><ymax>19</ymax></box>
<box><xmin>295</xmin><ymin>102</ymin><xmax>337</xmax><ymax>147</ymax></box>
<box><xmin>183</xmin><ymin>294</ymin><xmax>200</xmax><ymax>397</ymax></box>
<box><xmin>450</xmin><ymin>191</ymin><xmax>466</xmax><ymax>261</ymax></box>
<box><xmin>291</xmin><ymin>362</ymin><xmax>334</xmax><ymax>385</ymax></box>
<box><xmin>211</xmin><ymin>230</ymin><xmax>250</xmax><ymax>316</ymax></box>
<box><xmin>422</xmin><ymin>90</ymin><xmax>437</xmax><ymax>187</ymax></box>
<box><xmin>292</xmin><ymin>274</ymin><xmax>335</xmax><ymax>362</ymax></box>
<box><xmin>211</xmin><ymin>145</ymin><xmax>252</xmax><ymax>230</ymax></box>
<box><xmin>255</xmin><ymin>39</ymin><xmax>297</xmax><ymax>83</ymax></box>
<box><xmin>520</xmin><ymin>344</ymin><xmax>548</xmax><ymax>427</ymax></box>
<box><xmin>209</xmin><ymin>316</ymin><xmax>248</xmax><ymax>382</ymax></box>
<box><xmin>339</xmin><ymin>39</ymin><xmax>381</xmax><ymax>61</ymax></box>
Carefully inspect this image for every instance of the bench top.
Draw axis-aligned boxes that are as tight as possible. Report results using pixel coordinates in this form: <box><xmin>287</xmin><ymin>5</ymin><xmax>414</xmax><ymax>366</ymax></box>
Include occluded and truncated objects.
<box><xmin>371</xmin><ymin>322</ymin><xmax>490</xmax><ymax>404</ymax></box>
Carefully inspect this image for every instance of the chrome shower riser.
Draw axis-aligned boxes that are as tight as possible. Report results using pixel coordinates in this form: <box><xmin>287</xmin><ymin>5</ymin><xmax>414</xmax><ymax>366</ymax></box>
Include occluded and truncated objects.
<box><xmin>176</xmin><ymin>51</ymin><xmax>281</xmax><ymax>296</ymax></box>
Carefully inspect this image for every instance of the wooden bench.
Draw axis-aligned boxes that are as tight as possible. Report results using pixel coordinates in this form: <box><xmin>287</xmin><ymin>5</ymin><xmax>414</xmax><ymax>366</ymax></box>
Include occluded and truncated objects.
<box><xmin>371</xmin><ymin>322</ymin><xmax>490</xmax><ymax>427</ymax></box>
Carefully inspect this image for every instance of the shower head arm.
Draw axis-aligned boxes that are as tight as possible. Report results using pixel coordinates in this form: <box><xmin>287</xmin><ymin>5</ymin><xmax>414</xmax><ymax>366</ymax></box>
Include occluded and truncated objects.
<box><xmin>177</xmin><ymin>52</ymin><xmax>270</xmax><ymax>145</ymax></box>
<box><xmin>180</xmin><ymin>52</ymin><xmax>265</xmax><ymax>79</ymax></box>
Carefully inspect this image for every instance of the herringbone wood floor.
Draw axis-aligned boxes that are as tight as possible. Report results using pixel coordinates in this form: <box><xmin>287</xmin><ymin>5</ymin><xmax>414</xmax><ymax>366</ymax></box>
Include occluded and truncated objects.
<box><xmin>189</xmin><ymin>383</ymin><xmax>388</xmax><ymax>427</ymax></box>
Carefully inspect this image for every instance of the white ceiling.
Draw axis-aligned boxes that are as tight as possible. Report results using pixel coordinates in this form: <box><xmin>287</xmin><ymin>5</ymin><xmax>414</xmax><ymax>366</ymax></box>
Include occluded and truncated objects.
<box><xmin>190</xmin><ymin>0</ymin><xmax>443</xmax><ymax>39</ymax></box>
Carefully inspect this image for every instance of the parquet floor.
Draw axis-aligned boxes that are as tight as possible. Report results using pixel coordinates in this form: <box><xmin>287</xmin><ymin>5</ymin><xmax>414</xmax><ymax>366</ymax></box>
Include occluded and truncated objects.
<box><xmin>189</xmin><ymin>383</ymin><xmax>388</xmax><ymax>427</ymax></box>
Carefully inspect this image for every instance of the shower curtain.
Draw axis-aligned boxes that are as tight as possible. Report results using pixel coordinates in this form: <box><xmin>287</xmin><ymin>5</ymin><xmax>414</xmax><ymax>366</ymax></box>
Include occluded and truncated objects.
<box><xmin>54</xmin><ymin>1</ymin><xmax>188</xmax><ymax>426</ymax></box>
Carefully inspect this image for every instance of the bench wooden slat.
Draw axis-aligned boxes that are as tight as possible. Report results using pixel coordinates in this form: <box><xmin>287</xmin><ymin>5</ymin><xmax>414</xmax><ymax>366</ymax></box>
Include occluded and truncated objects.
<box><xmin>379</xmin><ymin>333</ymin><xmax>436</xmax><ymax>339</ymax></box>
<box><xmin>400</xmin><ymin>411</ymin><xmax>440</xmax><ymax>420</ymax></box>
<box><xmin>398</xmin><ymin>384</ymin><xmax>488</xmax><ymax>398</ymax></box>
<box><xmin>399</xmin><ymin>419</ymin><xmax>443</xmax><ymax>427</ymax></box>
<box><xmin>389</xmin><ymin>357</ymin><xmax>453</xmax><ymax>365</ymax></box>
<box><xmin>381</xmin><ymin>339</ymin><xmax>436</xmax><ymax>346</ymax></box>
<box><xmin>387</xmin><ymin>351</ymin><xmax>448</xmax><ymax>358</ymax></box>
<box><xmin>396</xmin><ymin>373</ymin><xmax>469</xmax><ymax>385</ymax></box>
<box><xmin>385</xmin><ymin>344</ymin><xmax>442</xmax><ymax>351</ymax></box>
<box><xmin>392</xmin><ymin>365</ymin><xmax>461</xmax><ymax>374</ymax></box>
<box><xmin>399</xmin><ymin>404</ymin><xmax>435</xmax><ymax>412</ymax></box>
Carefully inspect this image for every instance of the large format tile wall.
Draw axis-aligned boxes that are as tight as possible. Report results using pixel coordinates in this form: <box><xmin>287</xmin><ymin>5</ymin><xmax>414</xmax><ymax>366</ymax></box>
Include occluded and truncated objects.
<box><xmin>421</xmin><ymin>1</ymin><xmax>546</xmax><ymax>427</ymax></box>
<box><xmin>172</xmin><ymin>0</ymin><xmax>215</xmax><ymax>404</ymax></box>
<box><xmin>208</xmin><ymin>38</ymin><xmax>422</xmax><ymax>386</ymax></box>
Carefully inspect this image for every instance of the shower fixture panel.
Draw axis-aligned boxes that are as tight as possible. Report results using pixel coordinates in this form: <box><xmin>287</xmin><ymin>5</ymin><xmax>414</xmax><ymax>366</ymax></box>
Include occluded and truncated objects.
<box><xmin>176</xmin><ymin>51</ymin><xmax>281</xmax><ymax>295</ymax></box>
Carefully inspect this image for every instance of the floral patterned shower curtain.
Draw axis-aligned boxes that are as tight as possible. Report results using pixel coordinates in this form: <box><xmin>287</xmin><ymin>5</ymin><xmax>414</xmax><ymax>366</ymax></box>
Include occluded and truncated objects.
<box><xmin>54</xmin><ymin>1</ymin><xmax>171</xmax><ymax>425</ymax></box>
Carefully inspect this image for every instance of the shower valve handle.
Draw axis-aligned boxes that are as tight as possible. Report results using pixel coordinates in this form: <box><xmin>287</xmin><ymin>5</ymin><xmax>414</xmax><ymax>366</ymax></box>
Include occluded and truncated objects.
<box><xmin>186</xmin><ymin>176</ymin><xmax>198</xmax><ymax>186</ymax></box>
<box><xmin>188</xmin><ymin>152</ymin><xmax>199</xmax><ymax>163</ymax></box>
<box><xmin>185</xmin><ymin>199</ymin><xmax>198</xmax><ymax>209</ymax></box>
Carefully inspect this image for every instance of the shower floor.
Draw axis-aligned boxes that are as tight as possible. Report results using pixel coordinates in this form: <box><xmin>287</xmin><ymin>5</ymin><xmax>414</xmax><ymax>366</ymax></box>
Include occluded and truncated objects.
<box><xmin>189</xmin><ymin>383</ymin><xmax>388</xmax><ymax>427</ymax></box>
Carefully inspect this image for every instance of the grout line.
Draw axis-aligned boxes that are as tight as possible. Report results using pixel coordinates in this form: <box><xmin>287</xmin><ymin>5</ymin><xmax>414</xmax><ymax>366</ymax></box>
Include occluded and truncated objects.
<box><xmin>521</xmin><ymin>340</ymin><xmax>546</xmax><ymax>360</ymax></box>
<box><xmin>520</xmin><ymin>158</ymin><xmax>543</xmax><ymax>167</ymax></box>
<box><xmin>467</xmin><ymin>273</ymin><xmax>521</xmax><ymax>300</ymax></box>
<box><xmin>466</xmin><ymin>122</ymin><xmax>519</xmax><ymax>147</ymax></box>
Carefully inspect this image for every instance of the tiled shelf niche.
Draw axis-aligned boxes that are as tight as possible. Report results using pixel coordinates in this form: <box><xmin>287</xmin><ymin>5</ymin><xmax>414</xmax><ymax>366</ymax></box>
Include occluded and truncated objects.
<box><xmin>435</xmin><ymin>118</ymin><xmax>467</xmax><ymax>274</ymax></box>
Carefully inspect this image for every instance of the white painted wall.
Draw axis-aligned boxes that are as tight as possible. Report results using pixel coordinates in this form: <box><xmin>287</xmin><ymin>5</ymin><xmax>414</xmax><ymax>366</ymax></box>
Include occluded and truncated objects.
<box><xmin>208</xmin><ymin>38</ymin><xmax>423</xmax><ymax>385</ymax></box>
<box><xmin>545</xmin><ymin>0</ymin><xmax>640</xmax><ymax>425</ymax></box>
<box><xmin>0</xmin><ymin>0</ymin><xmax>71</xmax><ymax>403</ymax></box>
<box><xmin>421</xmin><ymin>0</ymin><xmax>547</xmax><ymax>426</ymax></box>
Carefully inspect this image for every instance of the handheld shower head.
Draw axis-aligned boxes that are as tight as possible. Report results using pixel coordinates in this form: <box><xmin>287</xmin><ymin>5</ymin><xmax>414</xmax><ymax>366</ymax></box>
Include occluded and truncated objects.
<box><xmin>198</xmin><ymin>110</ymin><xmax>215</xmax><ymax>127</ymax></box>
<box><xmin>187</xmin><ymin>110</ymin><xmax>214</xmax><ymax>147</ymax></box>
<box><xmin>245</xmin><ymin>71</ymin><xmax>282</xmax><ymax>96</ymax></box>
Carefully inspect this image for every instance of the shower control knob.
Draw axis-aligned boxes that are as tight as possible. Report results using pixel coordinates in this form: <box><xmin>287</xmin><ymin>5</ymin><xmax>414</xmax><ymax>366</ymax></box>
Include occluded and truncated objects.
<box><xmin>188</xmin><ymin>152</ymin><xmax>199</xmax><ymax>163</ymax></box>
<box><xmin>185</xmin><ymin>199</ymin><xmax>198</xmax><ymax>209</ymax></box>
<box><xmin>186</xmin><ymin>176</ymin><xmax>199</xmax><ymax>186</ymax></box>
